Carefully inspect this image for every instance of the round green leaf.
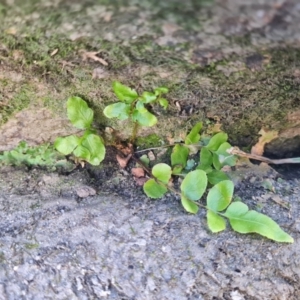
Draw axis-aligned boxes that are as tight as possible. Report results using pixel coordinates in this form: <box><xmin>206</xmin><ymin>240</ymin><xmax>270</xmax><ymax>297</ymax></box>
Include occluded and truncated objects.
<box><xmin>103</xmin><ymin>102</ymin><xmax>130</xmax><ymax>120</ymax></box>
<box><xmin>143</xmin><ymin>179</ymin><xmax>168</xmax><ymax>199</ymax></box>
<box><xmin>181</xmin><ymin>194</ymin><xmax>199</xmax><ymax>214</ymax></box>
<box><xmin>207</xmin><ymin>210</ymin><xmax>226</xmax><ymax>233</ymax></box>
<box><xmin>224</xmin><ymin>202</ymin><xmax>294</xmax><ymax>243</ymax></box>
<box><xmin>152</xmin><ymin>163</ymin><xmax>172</xmax><ymax>184</ymax></box>
<box><xmin>180</xmin><ymin>170</ymin><xmax>207</xmax><ymax>201</ymax></box>
<box><xmin>112</xmin><ymin>81</ymin><xmax>138</xmax><ymax>103</ymax></box>
<box><xmin>81</xmin><ymin>134</ymin><xmax>106</xmax><ymax>165</ymax></box>
<box><xmin>54</xmin><ymin>135</ymin><xmax>80</xmax><ymax>155</ymax></box>
<box><xmin>207</xmin><ymin>170</ymin><xmax>229</xmax><ymax>185</ymax></box>
<box><xmin>207</xmin><ymin>180</ymin><xmax>234</xmax><ymax>212</ymax></box>
<box><xmin>132</xmin><ymin>109</ymin><xmax>157</xmax><ymax>127</ymax></box>
<box><xmin>67</xmin><ymin>96</ymin><xmax>94</xmax><ymax>129</ymax></box>
<box><xmin>206</xmin><ymin>132</ymin><xmax>228</xmax><ymax>151</ymax></box>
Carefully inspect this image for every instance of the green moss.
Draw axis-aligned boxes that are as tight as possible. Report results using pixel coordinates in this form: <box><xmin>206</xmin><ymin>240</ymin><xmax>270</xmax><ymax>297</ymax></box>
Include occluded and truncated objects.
<box><xmin>136</xmin><ymin>134</ymin><xmax>163</xmax><ymax>148</ymax></box>
<box><xmin>24</xmin><ymin>243</ymin><xmax>39</xmax><ymax>250</ymax></box>
<box><xmin>0</xmin><ymin>84</ymin><xmax>33</xmax><ymax>125</ymax></box>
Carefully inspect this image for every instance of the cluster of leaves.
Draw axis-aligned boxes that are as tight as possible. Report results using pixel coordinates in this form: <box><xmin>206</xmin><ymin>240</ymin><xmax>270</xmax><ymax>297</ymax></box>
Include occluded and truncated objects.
<box><xmin>0</xmin><ymin>141</ymin><xmax>68</xmax><ymax>170</ymax></box>
<box><xmin>54</xmin><ymin>97</ymin><xmax>105</xmax><ymax>166</ymax></box>
<box><xmin>104</xmin><ymin>81</ymin><xmax>169</xmax><ymax>127</ymax></box>
<box><xmin>143</xmin><ymin>123</ymin><xmax>293</xmax><ymax>243</ymax></box>
<box><xmin>3</xmin><ymin>81</ymin><xmax>293</xmax><ymax>243</ymax></box>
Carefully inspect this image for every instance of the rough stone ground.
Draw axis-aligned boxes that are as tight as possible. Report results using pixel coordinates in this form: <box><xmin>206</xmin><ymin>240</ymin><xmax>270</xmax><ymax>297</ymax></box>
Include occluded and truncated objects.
<box><xmin>0</xmin><ymin>163</ymin><xmax>300</xmax><ymax>300</ymax></box>
<box><xmin>1</xmin><ymin>0</ymin><xmax>300</xmax><ymax>299</ymax></box>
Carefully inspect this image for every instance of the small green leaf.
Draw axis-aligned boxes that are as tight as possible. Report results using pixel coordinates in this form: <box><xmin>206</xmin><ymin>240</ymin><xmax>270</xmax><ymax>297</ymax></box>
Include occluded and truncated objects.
<box><xmin>73</xmin><ymin>145</ymin><xmax>91</xmax><ymax>161</ymax></box>
<box><xmin>140</xmin><ymin>92</ymin><xmax>157</xmax><ymax>103</ymax></box>
<box><xmin>207</xmin><ymin>170</ymin><xmax>230</xmax><ymax>185</ymax></box>
<box><xmin>224</xmin><ymin>202</ymin><xmax>294</xmax><ymax>243</ymax></box>
<box><xmin>132</xmin><ymin>109</ymin><xmax>157</xmax><ymax>127</ymax></box>
<box><xmin>199</xmin><ymin>147</ymin><xmax>213</xmax><ymax>168</ymax></box>
<box><xmin>158</xmin><ymin>98</ymin><xmax>168</xmax><ymax>110</ymax></box>
<box><xmin>206</xmin><ymin>132</ymin><xmax>228</xmax><ymax>151</ymax></box>
<box><xmin>143</xmin><ymin>179</ymin><xmax>168</xmax><ymax>199</ymax></box>
<box><xmin>103</xmin><ymin>102</ymin><xmax>131</xmax><ymax>120</ymax></box>
<box><xmin>67</xmin><ymin>96</ymin><xmax>94</xmax><ymax>129</ymax></box>
<box><xmin>196</xmin><ymin>164</ymin><xmax>213</xmax><ymax>173</ymax></box>
<box><xmin>171</xmin><ymin>144</ymin><xmax>189</xmax><ymax>169</ymax></box>
<box><xmin>152</xmin><ymin>163</ymin><xmax>172</xmax><ymax>184</ymax></box>
<box><xmin>207</xmin><ymin>180</ymin><xmax>234</xmax><ymax>212</ymax></box>
<box><xmin>180</xmin><ymin>170</ymin><xmax>207</xmax><ymax>201</ymax></box>
<box><xmin>112</xmin><ymin>81</ymin><xmax>138</xmax><ymax>103</ymax></box>
<box><xmin>213</xmin><ymin>152</ymin><xmax>222</xmax><ymax>170</ymax></box>
<box><xmin>172</xmin><ymin>165</ymin><xmax>183</xmax><ymax>175</ymax></box>
<box><xmin>207</xmin><ymin>210</ymin><xmax>226</xmax><ymax>233</ymax></box>
<box><xmin>54</xmin><ymin>135</ymin><xmax>80</xmax><ymax>155</ymax></box>
<box><xmin>139</xmin><ymin>154</ymin><xmax>150</xmax><ymax>167</ymax></box>
<box><xmin>154</xmin><ymin>86</ymin><xmax>169</xmax><ymax>95</ymax></box>
<box><xmin>216</xmin><ymin>142</ymin><xmax>238</xmax><ymax>167</ymax></box>
<box><xmin>185</xmin><ymin>122</ymin><xmax>202</xmax><ymax>145</ymax></box>
<box><xmin>181</xmin><ymin>194</ymin><xmax>199</xmax><ymax>214</ymax></box>
<box><xmin>81</xmin><ymin>134</ymin><xmax>106</xmax><ymax>165</ymax></box>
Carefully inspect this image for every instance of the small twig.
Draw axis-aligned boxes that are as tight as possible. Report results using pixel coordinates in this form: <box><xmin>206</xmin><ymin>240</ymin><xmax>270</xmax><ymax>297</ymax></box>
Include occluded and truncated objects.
<box><xmin>134</xmin><ymin>142</ymin><xmax>202</xmax><ymax>153</ymax></box>
<box><xmin>227</xmin><ymin>147</ymin><xmax>300</xmax><ymax>164</ymax></box>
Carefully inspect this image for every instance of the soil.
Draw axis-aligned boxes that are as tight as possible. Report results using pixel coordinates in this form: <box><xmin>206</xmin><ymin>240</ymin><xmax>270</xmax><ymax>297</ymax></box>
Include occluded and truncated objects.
<box><xmin>1</xmin><ymin>0</ymin><xmax>300</xmax><ymax>299</ymax></box>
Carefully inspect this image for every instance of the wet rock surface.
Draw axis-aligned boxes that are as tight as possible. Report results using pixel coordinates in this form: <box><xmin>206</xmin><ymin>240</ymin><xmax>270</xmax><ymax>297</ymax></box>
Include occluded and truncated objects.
<box><xmin>0</xmin><ymin>165</ymin><xmax>300</xmax><ymax>299</ymax></box>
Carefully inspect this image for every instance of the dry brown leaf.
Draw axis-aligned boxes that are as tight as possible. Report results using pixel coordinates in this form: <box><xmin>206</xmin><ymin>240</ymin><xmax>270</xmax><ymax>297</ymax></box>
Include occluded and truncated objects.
<box><xmin>116</xmin><ymin>154</ymin><xmax>132</xmax><ymax>168</ymax></box>
<box><xmin>92</xmin><ymin>67</ymin><xmax>110</xmax><ymax>79</ymax></box>
<box><xmin>147</xmin><ymin>151</ymin><xmax>155</xmax><ymax>161</ymax></box>
<box><xmin>131</xmin><ymin>167</ymin><xmax>145</xmax><ymax>178</ymax></box>
<box><xmin>251</xmin><ymin>128</ymin><xmax>278</xmax><ymax>156</ymax></box>
<box><xmin>50</xmin><ymin>48</ymin><xmax>59</xmax><ymax>57</ymax></box>
<box><xmin>76</xmin><ymin>185</ymin><xmax>96</xmax><ymax>198</ymax></box>
<box><xmin>134</xmin><ymin>177</ymin><xmax>148</xmax><ymax>186</ymax></box>
<box><xmin>79</xmin><ymin>50</ymin><xmax>108</xmax><ymax>66</ymax></box>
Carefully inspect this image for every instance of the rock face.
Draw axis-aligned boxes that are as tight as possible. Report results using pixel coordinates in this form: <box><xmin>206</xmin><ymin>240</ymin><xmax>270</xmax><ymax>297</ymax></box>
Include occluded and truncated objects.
<box><xmin>0</xmin><ymin>166</ymin><xmax>300</xmax><ymax>299</ymax></box>
<box><xmin>1</xmin><ymin>0</ymin><xmax>300</xmax><ymax>154</ymax></box>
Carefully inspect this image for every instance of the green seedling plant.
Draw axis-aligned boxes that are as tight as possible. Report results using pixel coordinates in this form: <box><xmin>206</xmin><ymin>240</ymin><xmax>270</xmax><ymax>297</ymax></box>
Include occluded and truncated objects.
<box><xmin>16</xmin><ymin>81</ymin><xmax>292</xmax><ymax>243</ymax></box>
<box><xmin>54</xmin><ymin>96</ymin><xmax>105</xmax><ymax>166</ymax></box>
<box><xmin>143</xmin><ymin>123</ymin><xmax>293</xmax><ymax>243</ymax></box>
<box><xmin>0</xmin><ymin>141</ymin><xmax>70</xmax><ymax>170</ymax></box>
<box><xmin>103</xmin><ymin>81</ymin><xmax>169</xmax><ymax>140</ymax></box>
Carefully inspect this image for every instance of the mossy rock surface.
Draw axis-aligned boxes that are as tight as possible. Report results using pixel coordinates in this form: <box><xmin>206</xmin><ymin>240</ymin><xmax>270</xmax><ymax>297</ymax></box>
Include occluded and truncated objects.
<box><xmin>1</xmin><ymin>0</ymin><xmax>300</xmax><ymax>155</ymax></box>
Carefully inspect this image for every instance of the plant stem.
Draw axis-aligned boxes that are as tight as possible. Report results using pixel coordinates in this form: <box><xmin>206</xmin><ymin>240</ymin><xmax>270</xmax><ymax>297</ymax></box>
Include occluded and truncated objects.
<box><xmin>130</xmin><ymin>121</ymin><xmax>139</xmax><ymax>143</ymax></box>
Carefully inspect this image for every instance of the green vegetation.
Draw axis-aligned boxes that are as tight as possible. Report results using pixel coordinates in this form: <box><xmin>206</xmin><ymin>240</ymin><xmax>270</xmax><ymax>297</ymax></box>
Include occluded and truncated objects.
<box><xmin>52</xmin><ymin>82</ymin><xmax>293</xmax><ymax>243</ymax></box>
<box><xmin>0</xmin><ymin>141</ymin><xmax>70</xmax><ymax>170</ymax></box>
